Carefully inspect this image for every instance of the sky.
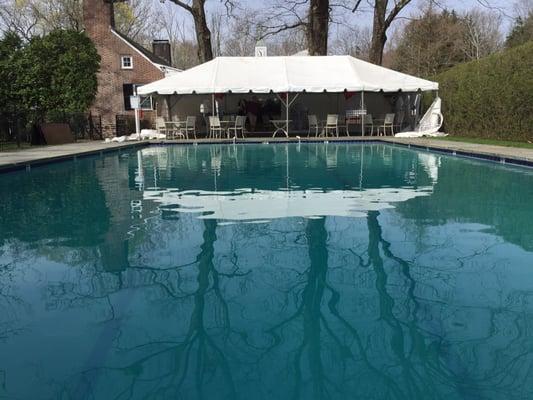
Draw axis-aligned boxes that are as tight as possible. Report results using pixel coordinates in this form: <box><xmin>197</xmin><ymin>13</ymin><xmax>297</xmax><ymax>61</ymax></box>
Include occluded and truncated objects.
<box><xmin>231</xmin><ymin>0</ymin><xmax>519</xmax><ymax>29</ymax></box>
<box><xmin>160</xmin><ymin>0</ymin><xmax>522</xmax><ymax>44</ymax></box>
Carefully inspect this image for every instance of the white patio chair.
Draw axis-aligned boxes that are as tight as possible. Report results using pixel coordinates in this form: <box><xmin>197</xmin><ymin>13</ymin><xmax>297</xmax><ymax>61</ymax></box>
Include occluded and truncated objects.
<box><xmin>324</xmin><ymin>114</ymin><xmax>339</xmax><ymax>137</ymax></box>
<box><xmin>378</xmin><ymin>113</ymin><xmax>395</xmax><ymax>136</ymax></box>
<box><xmin>209</xmin><ymin>116</ymin><xmax>224</xmax><ymax>139</ymax></box>
<box><xmin>155</xmin><ymin>117</ymin><xmax>168</xmax><ymax>138</ymax></box>
<box><xmin>308</xmin><ymin>114</ymin><xmax>319</xmax><ymax>137</ymax></box>
<box><xmin>228</xmin><ymin>115</ymin><xmax>246</xmax><ymax>138</ymax></box>
<box><xmin>182</xmin><ymin>116</ymin><xmax>196</xmax><ymax>139</ymax></box>
<box><xmin>364</xmin><ymin>114</ymin><xmax>374</xmax><ymax>136</ymax></box>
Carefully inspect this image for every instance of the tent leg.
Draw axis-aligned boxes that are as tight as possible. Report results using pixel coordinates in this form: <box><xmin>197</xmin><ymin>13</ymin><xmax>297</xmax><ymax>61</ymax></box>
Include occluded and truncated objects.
<box><xmin>134</xmin><ymin>108</ymin><xmax>141</xmax><ymax>140</ymax></box>
<box><xmin>211</xmin><ymin>94</ymin><xmax>215</xmax><ymax>117</ymax></box>
<box><xmin>361</xmin><ymin>90</ymin><xmax>365</xmax><ymax>137</ymax></box>
<box><xmin>286</xmin><ymin>92</ymin><xmax>289</xmax><ymax>137</ymax></box>
<box><xmin>166</xmin><ymin>95</ymin><xmax>171</xmax><ymax>118</ymax></box>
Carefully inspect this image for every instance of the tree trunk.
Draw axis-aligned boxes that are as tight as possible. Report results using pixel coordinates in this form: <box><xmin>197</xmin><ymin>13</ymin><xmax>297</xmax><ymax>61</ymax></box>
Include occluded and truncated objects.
<box><xmin>307</xmin><ymin>0</ymin><xmax>329</xmax><ymax>55</ymax></box>
<box><xmin>191</xmin><ymin>0</ymin><xmax>213</xmax><ymax>63</ymax></box>
<box><xmin>369</xmin><ymin>0</ymin><xmax>387</xmax><ymax>65</ymax></box>
<box><xmin>168</xmin><ymin>0</ymin><xmax>213</xmax><ymax>63</ymax></box>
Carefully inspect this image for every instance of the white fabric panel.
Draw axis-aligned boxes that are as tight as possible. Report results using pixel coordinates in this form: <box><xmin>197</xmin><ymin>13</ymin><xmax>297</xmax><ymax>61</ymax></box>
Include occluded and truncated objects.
<box><xmin>138</xmin><ymin>56</ymin><xmax>438</xmax><ymax>95</ymax></box>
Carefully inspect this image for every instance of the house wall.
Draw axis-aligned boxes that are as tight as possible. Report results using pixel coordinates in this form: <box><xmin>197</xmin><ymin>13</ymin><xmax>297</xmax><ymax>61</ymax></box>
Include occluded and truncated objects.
<box><xmin>84</xmin><ymin>0</ymin><xmax>165</xmax><ymax>137</ymax></box>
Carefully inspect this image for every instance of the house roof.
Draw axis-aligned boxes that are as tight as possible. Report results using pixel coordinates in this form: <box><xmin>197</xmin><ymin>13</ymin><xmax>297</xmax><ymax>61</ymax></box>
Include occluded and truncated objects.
<box><xmin>112</xmin><ymin>30</ymin><xmax>172</xmax><ymax>67</ymax></box>
<box><xmin>138</xmin><ymin>55</ymin><xmax>438</xmax><ymax>95</ymax></box>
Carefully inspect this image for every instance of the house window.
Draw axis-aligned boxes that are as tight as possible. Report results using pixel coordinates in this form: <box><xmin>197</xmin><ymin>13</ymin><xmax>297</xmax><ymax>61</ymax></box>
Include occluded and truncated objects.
<box><xmin>123</xmin><ymin>84</ymin><xmax>154</xmax><ymax>111</ymax></box>
<box><xmin>121</xmin><ymin>55</ymin><xmax>133</xmax><ymax>69</ymax></box>
<box><xmin>123</xmin><ymin>84</ymin><xmax>134</xmax><ymax>110</ymax></box>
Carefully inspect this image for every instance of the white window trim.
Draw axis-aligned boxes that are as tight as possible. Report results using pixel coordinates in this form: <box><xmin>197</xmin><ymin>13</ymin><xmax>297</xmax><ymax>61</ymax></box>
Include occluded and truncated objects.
<box><xmin>121</xmin><ymin>55</ymin><xmax>133</xmax><ymax>70</ymax></box>
<box><xmin>134</xmin><ymin>84</ymin><xmax>154</xmax><ymax>111</ymax></box>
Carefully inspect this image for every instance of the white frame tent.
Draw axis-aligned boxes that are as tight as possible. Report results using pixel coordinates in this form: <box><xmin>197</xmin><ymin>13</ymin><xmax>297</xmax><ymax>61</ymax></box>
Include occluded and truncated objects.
<box><xmin>137</xmin><ymin>55</ymin><xmax>439</xmax><ymax>136</ymax></box>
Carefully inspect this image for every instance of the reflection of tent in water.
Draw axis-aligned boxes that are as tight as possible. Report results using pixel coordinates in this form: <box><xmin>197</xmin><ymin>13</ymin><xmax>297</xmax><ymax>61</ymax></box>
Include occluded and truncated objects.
<box><xmin>142</xmin><ymin>186</ymin><xmax>434</xmax><ymax>221</ymax></box>
<box><xmin>137</xmin><ymin>145</ymin><xmax>437</xmax><ymax>221</ymax></box>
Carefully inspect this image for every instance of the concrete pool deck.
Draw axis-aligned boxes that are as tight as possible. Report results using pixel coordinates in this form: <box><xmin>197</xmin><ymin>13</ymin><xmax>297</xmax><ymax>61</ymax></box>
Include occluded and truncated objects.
<box><xmin>1</xmin><ymin>136</ymin><xmax>533</xmax><ymax>172</ymax></box>
<box><xmin>0</xmin><ymin>141</ymin><xmax>148</xmax><ymax>172</ymax></box>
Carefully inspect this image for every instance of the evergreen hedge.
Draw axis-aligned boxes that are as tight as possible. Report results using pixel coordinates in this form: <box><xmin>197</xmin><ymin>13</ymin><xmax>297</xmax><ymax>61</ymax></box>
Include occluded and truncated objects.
<box><xmin>436</xmin><ymin>41</ymin><xmax>533</xmax><ymax>141</ymax></box>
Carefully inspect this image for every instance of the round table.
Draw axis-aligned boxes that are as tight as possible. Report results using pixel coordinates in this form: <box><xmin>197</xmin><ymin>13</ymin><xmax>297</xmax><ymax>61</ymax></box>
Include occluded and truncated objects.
<box><xmin>271</xmin><ymin>120</ymin><xmax>292</xmax><ymax>137</ymax></box>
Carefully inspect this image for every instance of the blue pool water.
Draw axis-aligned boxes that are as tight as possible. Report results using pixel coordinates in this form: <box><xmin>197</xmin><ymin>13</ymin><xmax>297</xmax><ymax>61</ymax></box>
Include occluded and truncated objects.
<box><xmin>1</xmin><ymin>143</ymin><xmax>533</xmax><ymax>399</ymax></box>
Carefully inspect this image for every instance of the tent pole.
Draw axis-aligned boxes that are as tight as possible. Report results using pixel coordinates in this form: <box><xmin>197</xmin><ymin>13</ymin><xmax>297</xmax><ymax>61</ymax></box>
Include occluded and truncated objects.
<box><xmin>166</xmin><ymin>95</ymin><xmax>171</xmax><ymax>118</ymax></box>
<box><xmin>361</xmin><ymin>90</ymin><xmax>365</xmax><ymax>137</ymax></box>
<box><xmin>211</xmin><ymin>93</ymin><xmax>215</xmax><ymax>117</ymax></box>
<box><xmin>286</xmin><ymin>92</ymin><xmax>289</xmax><ymax>137</ymax></box>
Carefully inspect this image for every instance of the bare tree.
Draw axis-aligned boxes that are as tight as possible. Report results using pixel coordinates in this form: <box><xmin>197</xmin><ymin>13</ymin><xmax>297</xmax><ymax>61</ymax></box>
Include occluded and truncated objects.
<box><xmin>153</xmin><ymin>3</ymin><xmax>199</xmax><ymax>69</ymax></box>
<box><xmin>461</xmin><ymin>8</ymin><xmax>503</xmax><ymax>61</ymax></box>
<box><xmin>330</xmin><ymin>25</ymin><xmax>372</xmax><ymax>59</ymax></box>
<box><xmin>210</xmin><ymin>12</ymin><xmax>224</xmax><ymax>57</ymax></box>
<box><xmin>0</xmin><ymin>0</ymin><xmax>39</xmax><ymax>40</ymax></box>
<box><xmin>221</xmin><ymin>8</ymin><xmax>257</xmax><ymax>56</ymax></box>
<box><xmin>0</xmin><ymin>0</ymin><xmax>154</xmax><ymax>41</ymax></box>
<box><xmin>30</xmin><ymin>0</ymin><xmax>83</xmax><ymax>31</ymax></box>
<box><xmin>162</xmin><ymin>0</ymin><xmax>236</xmax><ymax>63</ymax></box>
<box><xmin>114</xmin><ymin>0</ymin><xmax>157</xmax><ymax>42</ymax></box>
<box><xmin>356</xmin><ymin>0</ymin><xmax>413</xmax><ymax>65</ymax></box>
<box><xmin>256</xmin><ymin>0</ymin><xmax>333</xmax><ymax>55</ymax></box>
<box><xmin>307</xmin><ymin>0</ymin><xmax>329</xmax><ymax>55</ymax></box>
<box><xmin>514</xmin><ymin>0</ymin><xmax>533</xmax><ymax>18</ymax></box>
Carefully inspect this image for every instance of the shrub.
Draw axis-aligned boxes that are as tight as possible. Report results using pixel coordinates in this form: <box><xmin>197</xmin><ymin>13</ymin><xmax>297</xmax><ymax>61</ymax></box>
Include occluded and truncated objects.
<box><xmin>436</xmin><ymin>41</ymin><xmax>533</xmax><ymax>141</ymax></box>
<box><xmin>16</xmin><ymin>30</ymin><xmax>100</xmax><ymax>123</ymax></box>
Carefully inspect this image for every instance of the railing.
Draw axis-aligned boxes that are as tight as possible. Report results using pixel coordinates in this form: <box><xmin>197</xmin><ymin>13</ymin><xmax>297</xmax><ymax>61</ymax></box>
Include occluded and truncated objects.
<box><xmin>0</xmin><ymin>112</ymin><xmax>103</xmax><ymax>151</ymax></box>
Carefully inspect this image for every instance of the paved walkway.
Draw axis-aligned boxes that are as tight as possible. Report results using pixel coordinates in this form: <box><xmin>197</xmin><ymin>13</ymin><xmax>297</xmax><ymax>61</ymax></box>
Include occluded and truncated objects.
<box><xmin>0</xmin><ymin>141</ymin><xmax>147</xmax><ymax>172</ymax></box>
<box><xmin>381</xmin><ymin>137</ymin><xmax>533</xmax><ymax>163</ymax></box>
<box><xmin>2</xmin><ymin>137</ymin><xmax>533</xmax><ymax>172</ymax></box>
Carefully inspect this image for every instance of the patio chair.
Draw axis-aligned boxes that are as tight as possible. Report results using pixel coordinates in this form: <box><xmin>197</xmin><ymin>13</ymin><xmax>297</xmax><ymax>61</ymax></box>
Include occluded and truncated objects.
<box><xmin>155</xmin><ymin>117</ymin><xmax>167</xmax><ymax>138</ymax></box>
<box><xmin>324</xmin><ymin>114</ymin><xmax>339</xmax><ymax>137</ymax></box>
<box><xmin>182</xmin><ymin>116</ymin><xmax>196</xmax><ymax>139</ymax></box>
<box><xmin>228</xmin><ymin>115</ymin><xmax>246</xmax><ymax>138</ymax></box>
<box><xmin>209</xmin><ymin>116</ymin><xmax>224</xmax><ymax>139</ymax></box>
<box><xmin>308</xmin><ymin>114</ymin><xmax>319</xmax><ymax>137</ymax></box>
<box><xmin>378</xmin><ymin>113</ymin><xmax>395</xmax><ymax>136</ymax></box>
<box><xmin>364</xmin><ymin>114</ymin><xmax>374</xmax><ymax>136</ymax></box>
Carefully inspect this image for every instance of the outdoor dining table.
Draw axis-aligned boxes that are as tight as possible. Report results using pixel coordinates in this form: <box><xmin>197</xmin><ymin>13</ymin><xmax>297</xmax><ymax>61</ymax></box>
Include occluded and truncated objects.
<box><xmin>345</xmin><ymin>116</ymin><xmax>362</xmax><ymax>136</ymax></box>
<box><xmin>219</xmin><ymin>120</ymin><xmax>234</xmax><ymax>138</ymax></box>
<box><xmin>271</xmin><ymin>119</ymin><xmax>292</xmax><ymax>137</ymax></box>
<box><xmin>165</xmin><ymin>120</ymin><xmax>186</xmax><ymax>138</ymax></box>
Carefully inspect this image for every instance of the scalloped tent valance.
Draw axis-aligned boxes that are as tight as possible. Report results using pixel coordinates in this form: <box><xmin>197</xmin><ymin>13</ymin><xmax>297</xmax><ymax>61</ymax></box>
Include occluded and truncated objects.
<box><xmin>137</xmin><ymin>55</ymin><xmax>438</xmax><ymax>96</ymax></box>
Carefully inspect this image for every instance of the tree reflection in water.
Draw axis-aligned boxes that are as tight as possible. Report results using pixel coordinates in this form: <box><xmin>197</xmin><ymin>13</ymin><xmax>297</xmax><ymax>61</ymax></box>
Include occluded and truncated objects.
<box><xmin>62</xmin><ymin>218</ymin><xmax>249</xmax><ymax>399</ymax></box>
<box><xmin>1</xmin><ymin>144</ymin><xmax>533</xmax><ymax>399</ymax></box>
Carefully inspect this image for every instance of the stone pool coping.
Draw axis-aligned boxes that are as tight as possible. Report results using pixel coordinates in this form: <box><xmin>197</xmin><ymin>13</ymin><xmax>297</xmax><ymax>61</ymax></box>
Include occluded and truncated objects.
<box><xmin>1</xmin><ymin>136</ymin><xmax>533</xmax><ymax>173</ymax></box>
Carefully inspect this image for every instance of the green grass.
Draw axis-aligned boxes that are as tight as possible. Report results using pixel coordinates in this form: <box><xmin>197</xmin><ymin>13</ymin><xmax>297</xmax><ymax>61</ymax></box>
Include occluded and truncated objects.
<box><xmin>435</xmin><ymin>136</ymin><xmax>533</xmax><ymax>149</ymax></box>
<box><xmin>0</xmin><ymin>142</ymin><xmax>33</xmax><ymax>152</ymax></box>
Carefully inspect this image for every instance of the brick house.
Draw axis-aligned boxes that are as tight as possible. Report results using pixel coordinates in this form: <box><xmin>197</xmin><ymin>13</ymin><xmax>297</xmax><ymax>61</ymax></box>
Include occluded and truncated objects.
<box><xmin>83</xmin><ymin>0</ymin><xmax>178</xmax><ymax>137</ymax></box>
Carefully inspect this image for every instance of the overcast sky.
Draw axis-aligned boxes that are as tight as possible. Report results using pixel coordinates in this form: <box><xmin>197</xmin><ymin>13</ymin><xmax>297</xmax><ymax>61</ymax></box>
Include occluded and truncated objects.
<box><xmin>161</xmin><ymin>0</ymin><xmax>523</xmax><ymax>44</ymax></box>
<box><xmin>235</xmin><ymin>0</ymin><xmax>519</xmax><ymax>29</ymax></box>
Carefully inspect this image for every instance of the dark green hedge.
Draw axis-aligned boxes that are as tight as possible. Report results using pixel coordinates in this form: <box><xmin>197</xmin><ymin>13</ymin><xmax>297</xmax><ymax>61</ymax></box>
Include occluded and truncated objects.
<box><xmin>436</xmin><ymin>41</ymin><xmax>533</xmax><ymax>141</ymax></box>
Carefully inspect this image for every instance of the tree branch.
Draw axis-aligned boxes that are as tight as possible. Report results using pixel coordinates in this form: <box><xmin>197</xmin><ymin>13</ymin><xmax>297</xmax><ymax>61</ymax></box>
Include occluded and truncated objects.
<box><xmin>167</xmin><ymin>0</ymin><xmax>193</xmax><ymax>13</ymax></box>
<box><xmin>352</xmin><ymin>0</ymin><xmax>363</xmax><ymax>12</ymax></box>
<box><xmin>385</xmin><ymin>0</ymin><xmax>411</xmax><ymax>28</ymax></box>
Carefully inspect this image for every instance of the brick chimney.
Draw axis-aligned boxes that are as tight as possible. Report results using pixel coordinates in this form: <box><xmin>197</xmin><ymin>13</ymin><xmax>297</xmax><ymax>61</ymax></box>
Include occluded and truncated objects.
<box><xmin>83</xmin><ymin>0</ymin><xmax>117</xmax><ymax>39</ymax></box>
<box><xmin>152</xmin><ymin>40</ymin><xmax>172</xmax><ymax>65</ymax></box>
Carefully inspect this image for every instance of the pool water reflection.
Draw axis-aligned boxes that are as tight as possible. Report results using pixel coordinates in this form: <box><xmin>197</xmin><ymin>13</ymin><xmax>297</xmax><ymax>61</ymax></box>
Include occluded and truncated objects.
<box><xmin>1</xmin><ymin>143</ymin><xmax>533</xmax><ymax>399</ymax></box>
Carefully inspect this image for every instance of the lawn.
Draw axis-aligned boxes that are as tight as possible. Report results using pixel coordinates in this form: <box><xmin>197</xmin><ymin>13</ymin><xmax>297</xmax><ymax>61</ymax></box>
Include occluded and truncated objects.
<box><xmin>0</xmin><ymin>142</ymin><xmax>33</xmax><ymax>152</ymax></box>
<box><xmin>436</xmin><ymin>136</ymin><xmax>533</xmax><ymax>149</ymax></box>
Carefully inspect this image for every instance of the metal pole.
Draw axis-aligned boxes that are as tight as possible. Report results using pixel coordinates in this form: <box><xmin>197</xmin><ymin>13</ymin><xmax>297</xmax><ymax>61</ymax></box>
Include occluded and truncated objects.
<box><xmin>211</xmin><ymin>93</ymin><xmax>215</xmax><ymax>116</ymax></box>
<box><xmin>134</xmin><ymin>108</ymin><xmax>141</xmax><ymax>140</ymax></box>
<box><xmin>361</xmin><ymin>90</ymin><xmax>365</xmax><ymax>137</ymax></box>
<box><xmin>286</xmin><ymin>92</ymin><xmax>289</xmax><ymax>137</ymax></box>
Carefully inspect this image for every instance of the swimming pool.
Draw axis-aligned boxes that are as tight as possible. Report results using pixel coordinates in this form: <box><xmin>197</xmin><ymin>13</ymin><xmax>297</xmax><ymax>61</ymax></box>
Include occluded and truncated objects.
<box><xmin>1</xmin><ymin>142</ymin><xmax>532</xmax><ymax>399</ymax></box>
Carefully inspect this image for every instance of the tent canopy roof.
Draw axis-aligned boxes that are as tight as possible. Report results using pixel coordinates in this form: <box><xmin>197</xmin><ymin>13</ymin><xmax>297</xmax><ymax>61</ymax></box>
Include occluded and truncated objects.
<box><xmin>138</xmin><ymin>55</ymin><xmax>438</xmax><ymax>96</ymax></box>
